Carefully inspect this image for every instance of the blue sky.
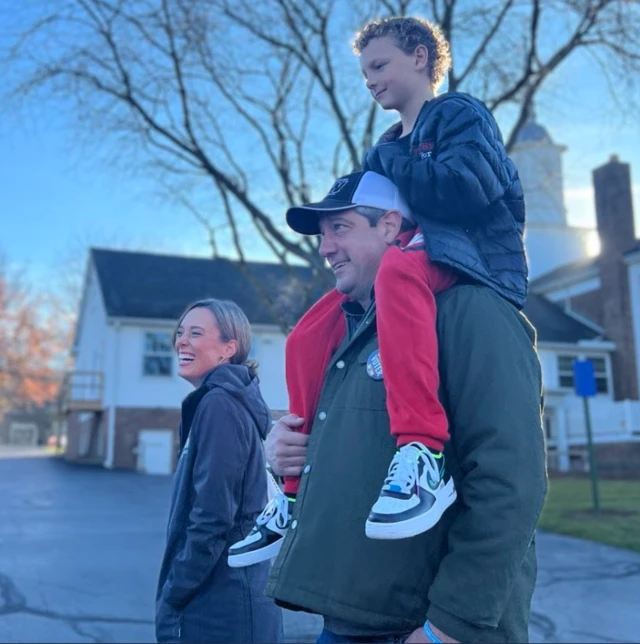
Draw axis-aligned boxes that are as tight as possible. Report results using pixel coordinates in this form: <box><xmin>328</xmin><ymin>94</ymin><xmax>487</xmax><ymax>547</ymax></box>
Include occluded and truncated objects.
<box><xmin>1</xmin><ymin>15</ymin><xmax>639</xmax><ymax>290</ymax></box>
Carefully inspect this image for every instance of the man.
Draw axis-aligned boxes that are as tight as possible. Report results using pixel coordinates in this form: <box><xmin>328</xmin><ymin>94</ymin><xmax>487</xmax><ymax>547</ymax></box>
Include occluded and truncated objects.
<box><xmin>266</xmin><ymin>171</ymin><xmax>547</xmax><ymax>643</ymax></box>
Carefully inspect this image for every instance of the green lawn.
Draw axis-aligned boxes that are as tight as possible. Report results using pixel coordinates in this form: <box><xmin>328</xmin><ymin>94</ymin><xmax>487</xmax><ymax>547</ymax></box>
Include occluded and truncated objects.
<box><xmin>539</xmin><ymin>477</ymin><xmax>640</xmax><ymax>553</ymax></box>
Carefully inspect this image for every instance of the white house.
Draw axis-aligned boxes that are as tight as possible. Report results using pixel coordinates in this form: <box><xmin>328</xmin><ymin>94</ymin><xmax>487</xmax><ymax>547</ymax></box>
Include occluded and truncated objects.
<box><xmin>63</xmin><ymin>243</ymin><xmax>633</xmax><ymax>476</ymax></box>
<box><xmin>525</xmin><ymin>152</ymin><xmax>640</xmax><ymax>476</ymax></box>
<box><xmin>62</xmin><ymin>249</ymin><xmax>311</xmax><ymax>474</ymax></box>
<box><xmin>62</xmin><ymin>121</ymin><xmax>640</xmax><ymax>477</ymax></box>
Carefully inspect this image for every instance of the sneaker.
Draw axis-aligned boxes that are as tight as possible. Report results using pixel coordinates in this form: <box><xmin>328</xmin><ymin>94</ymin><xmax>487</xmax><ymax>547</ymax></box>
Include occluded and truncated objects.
<box><xmin>228</xmin><ymin>491</ymin><xmax>292</xmax><ymax>567</ymax></box>
<box><xmin>365</xmin><ymin>442</ymin><xmax>457</xmax><ymax>540</ymax></box>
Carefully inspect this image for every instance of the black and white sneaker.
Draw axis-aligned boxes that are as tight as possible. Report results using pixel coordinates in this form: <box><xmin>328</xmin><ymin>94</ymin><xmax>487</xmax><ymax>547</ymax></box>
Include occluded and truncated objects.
<box><xmin>365</xmin><ymin>442</ymin><xmax>457</xmax><ymax>540</ymax></box>
<box><xmin>228</xmin><ymin>491</ymin><xmax>292</xmax><ymax>567</ymax></box>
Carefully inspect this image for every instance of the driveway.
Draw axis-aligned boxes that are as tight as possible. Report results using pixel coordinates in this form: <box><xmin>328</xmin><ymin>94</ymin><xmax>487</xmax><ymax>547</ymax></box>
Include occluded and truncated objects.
<box><xmin>0</xmin><ymin>451</ymin><xmax>638</xmax><ymax>643</ymax></box>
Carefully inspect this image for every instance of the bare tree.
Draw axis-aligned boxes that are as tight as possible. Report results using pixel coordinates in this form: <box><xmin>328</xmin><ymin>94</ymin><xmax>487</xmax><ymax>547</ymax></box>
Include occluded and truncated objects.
<box><xmin>3</xmin><ymin>0</ymin><xmax>639</xmax><ymax>325</ymax></box>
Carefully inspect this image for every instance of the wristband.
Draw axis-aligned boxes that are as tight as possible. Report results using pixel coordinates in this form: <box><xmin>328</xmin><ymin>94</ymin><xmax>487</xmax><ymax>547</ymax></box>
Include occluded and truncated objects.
<box><xmin>423</xmin><ymin>621</ymin><xmax>443</xmax><ymax>643</ymax></box>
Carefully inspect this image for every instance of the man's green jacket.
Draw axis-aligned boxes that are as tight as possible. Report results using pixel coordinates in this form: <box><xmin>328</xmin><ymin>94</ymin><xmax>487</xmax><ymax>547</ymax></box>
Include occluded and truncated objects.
<box><xmin>267</xmin><ymin>285</ymin><xmax>547</xmax><ymax>643</ymax></box>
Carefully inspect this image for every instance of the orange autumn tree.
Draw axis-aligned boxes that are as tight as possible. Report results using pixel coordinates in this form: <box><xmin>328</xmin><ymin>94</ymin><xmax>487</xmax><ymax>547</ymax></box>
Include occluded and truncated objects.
<box><xmin>0</xmin><ymin>257</ymin><xmax>68</xmax><ymax>415</ymax></box>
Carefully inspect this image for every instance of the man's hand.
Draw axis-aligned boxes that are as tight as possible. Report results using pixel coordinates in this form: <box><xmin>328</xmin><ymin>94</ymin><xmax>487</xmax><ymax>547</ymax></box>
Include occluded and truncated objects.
<box><xmin>265</xmin><ymin>414</ymin><xmax>308</xmax><ymax>477</ymax></box>
<box><xmin>405</xmin><ymin>623</ymin><xmax>458</xmax><ymax>643</ymax></box>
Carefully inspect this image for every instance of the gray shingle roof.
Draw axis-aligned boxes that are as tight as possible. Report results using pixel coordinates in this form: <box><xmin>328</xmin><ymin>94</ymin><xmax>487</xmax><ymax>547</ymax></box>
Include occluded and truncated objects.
<box><xmin>530</xmin><ymin>256</ymin><xmax>599</xmax><ymax>291</ymax></box>
<box><xmin>90</xmin><ymin>248</ymin><xmax>321</xmax><ymax>326</ymax></box>
<box><xmin>523</xmin><ymin>294</ymin><xmax>600</xmax><ymax>343</ymax></box>
<box><xmin>90</xmin><ymin>249</ymin><xmax>599</xmax><ymax>344</ymax></box>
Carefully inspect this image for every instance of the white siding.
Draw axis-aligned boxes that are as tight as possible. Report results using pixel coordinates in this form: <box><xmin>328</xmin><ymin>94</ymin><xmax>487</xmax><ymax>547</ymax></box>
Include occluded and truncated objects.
<box><xmin>74</xmin><ymin>264</ymin><xmax>108</xmax><ymax>373</ymax></box>
<box><xmin>537</xmin><ymin>350</ymin><xmax>557</xmax><ymax>391</ymax></box>
<box><xmin>562</xmin><ymin>398</ymin><xmax>640</xmax><ymax>443</ymax></box>
<box><xmin>628</xmin><ymin>262</ymin><xmax>640</xmax><ymax>398</ymax></box>
<box><xmin>111</xmin><ymin>324</ymin><xmax>288</xmax><ymax>411</ymax></box>
<box><xmin>538</xmin><ymin>347</ymin><xmax>614</xmax><ymax>403</ymax></box>
<box><xmin>536</xmin><ymin>346</ymin><xmax>636</xmax><ymax>452</ymax></box>
<box><xmin>253</xmin><ymin>332</ymin><xmax>288</xmax><ymax>411</ymax></box>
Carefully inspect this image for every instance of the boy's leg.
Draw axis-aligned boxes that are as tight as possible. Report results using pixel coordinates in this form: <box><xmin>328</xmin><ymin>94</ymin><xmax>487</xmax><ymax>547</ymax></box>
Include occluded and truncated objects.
<box><xmin>365</xmin><ymin>239</ymin><xmax>457</xmax><ymax>540</ymax></box>
<box><xmin>283</xmin><ymin>475</ymin><xmax>300</xmax><ymax>498</ymax></box>
<box><xmin>376</xmin><ymin>242</ymin><xmax>451</xmax><ymax>449</ymax></box>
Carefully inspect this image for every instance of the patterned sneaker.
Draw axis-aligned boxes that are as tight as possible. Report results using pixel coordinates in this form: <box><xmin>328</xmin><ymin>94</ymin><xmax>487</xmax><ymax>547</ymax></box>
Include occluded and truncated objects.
<box><xmin>365</xmin><ymin>442</ymin><xmax>457</xmax><ymax>540</ymax></box>
<box><xmin>228</xmin><ymin>491</ymin><xmax>292</xmax><ymax>567</ymax></box>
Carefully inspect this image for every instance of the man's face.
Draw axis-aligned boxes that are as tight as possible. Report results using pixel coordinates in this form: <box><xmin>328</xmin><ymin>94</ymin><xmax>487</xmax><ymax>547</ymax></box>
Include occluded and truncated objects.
<box><xmin>318</xmin><ymin>210</ymin><xmax>393</xmax><ymax>306</ymax></box>
<box><xmin>359</xmin><ymin>36</ymin><xmax>428</xmax><ymax>112</ymax></box>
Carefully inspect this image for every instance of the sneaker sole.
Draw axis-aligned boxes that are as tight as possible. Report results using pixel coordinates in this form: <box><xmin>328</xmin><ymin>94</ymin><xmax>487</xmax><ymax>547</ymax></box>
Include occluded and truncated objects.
<box><xmin>364</xmin><ymin>478</ymin><xmax>457</xmax><ymax>540</ymax></box>
<box><xmin>227</xmin><ymin>538</ymin><xmax>283</xmax><ymax>568</ymax></box>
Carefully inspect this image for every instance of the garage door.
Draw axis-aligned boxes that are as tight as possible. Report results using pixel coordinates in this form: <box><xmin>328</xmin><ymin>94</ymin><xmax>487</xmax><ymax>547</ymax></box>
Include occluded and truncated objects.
<box><xmin>137</xmin><ymin>429</ymin><xmax>174</xmax><ymax>475</ymax></box>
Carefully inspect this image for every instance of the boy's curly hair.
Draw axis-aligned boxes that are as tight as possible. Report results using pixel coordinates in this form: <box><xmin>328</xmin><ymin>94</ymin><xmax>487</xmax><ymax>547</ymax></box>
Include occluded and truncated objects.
<box><xmin>352</xmin><ymin>17</ymin><xmax>451</xmax><ymax>91</ymax></box>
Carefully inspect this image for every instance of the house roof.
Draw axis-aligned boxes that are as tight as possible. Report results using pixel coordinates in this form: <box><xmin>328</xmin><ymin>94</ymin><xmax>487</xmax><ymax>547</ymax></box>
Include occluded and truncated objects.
<box><xmin>523</xmin><ymin>293</ymin><xmax>601</xmax><ymax>344</ymax></box>
<box><xmin>90</xmin><ymin>248</ymin><xmax>321</xmax><ymax>326</ymax></box>
<box><xmin>531</xmin><ymin>240</ymin><xmax>640</xmax><ymax>292</ymax></box>
<box><xmin>89</xmin><ymin>248</ymin><xmax>600</xmax><ymax>344</ymax></box>
<box><xmin>530</xmin><ymin>256</ymin><xmax>599</xmax><ymax>291</ymax></box>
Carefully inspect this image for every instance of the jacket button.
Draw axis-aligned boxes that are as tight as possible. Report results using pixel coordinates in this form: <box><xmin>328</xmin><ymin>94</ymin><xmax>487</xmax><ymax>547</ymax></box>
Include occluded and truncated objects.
<box><xmin>318</xmin><ymin>411</ymin><xmax>327</xmax><ymax>420</ymax></box>
<box><xmin>336</xmin><ymin>360</ymin><xmax>345</xmax><ymax>369</ymax></box>
<box><xmin>291</xmin><ymin>520</ymin><xmax>298</xmax><ymax>530</ymax></box>
<box><xmin>303</xmin><ymin>465</ymin><xmax>311</xmax><ymax>474</ymax></box>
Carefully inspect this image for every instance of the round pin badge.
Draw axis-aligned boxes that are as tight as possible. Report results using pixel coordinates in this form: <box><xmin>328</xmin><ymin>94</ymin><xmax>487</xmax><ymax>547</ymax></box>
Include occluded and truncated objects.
<box><xmin>366</xmin><ymin>349</ymin><xmax>384</xmax><ymax>380</ymax></box>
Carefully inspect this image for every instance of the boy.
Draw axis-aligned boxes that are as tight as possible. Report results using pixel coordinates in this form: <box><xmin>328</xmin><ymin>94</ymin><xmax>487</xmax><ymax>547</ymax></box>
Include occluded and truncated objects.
<box><xmin>228</xmin><ymin>16</ymin><xmax>527</xmax><ymax>566</ymax></box>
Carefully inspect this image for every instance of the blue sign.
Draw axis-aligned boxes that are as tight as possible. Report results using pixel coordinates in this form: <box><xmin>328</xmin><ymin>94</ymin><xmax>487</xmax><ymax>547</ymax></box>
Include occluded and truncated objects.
<box><xmin>574</xmin><ymin>359</ymin><xmax>596</xmax><ymax>397</ymax></box>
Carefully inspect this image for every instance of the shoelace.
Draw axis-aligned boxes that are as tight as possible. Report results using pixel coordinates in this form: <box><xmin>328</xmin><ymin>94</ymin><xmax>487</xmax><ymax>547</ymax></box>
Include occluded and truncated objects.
<box><xmin>256</xmin><ymin>492</ymin><xmax>290</xmax><ymax>530</ymax></box>
<box><xmin>383</xmin><ymin>443</ymin><xmax>439</xmax><ymax>493</ymax></box>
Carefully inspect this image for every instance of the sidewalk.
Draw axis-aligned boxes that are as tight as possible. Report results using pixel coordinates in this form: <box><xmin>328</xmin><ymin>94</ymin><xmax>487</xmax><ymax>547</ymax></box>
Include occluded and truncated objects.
<box><xmin>283</xmin><ymin>531</ymin><xmax>640</xmax><ymax>643</ymax></box>
<box><xmin>530</xmin><ymin>531</ymin><xmax>640</xmax><ymax>643</ymax></box>
<box><xmin>1</xmin><ymin>456</ymin><xmax>637</xmax><ymax>643</ymax></box>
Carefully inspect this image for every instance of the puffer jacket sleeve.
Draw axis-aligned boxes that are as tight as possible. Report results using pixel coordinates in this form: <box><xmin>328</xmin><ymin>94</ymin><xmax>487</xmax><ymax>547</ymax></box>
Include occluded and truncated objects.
<box><xmin>161</xmin><ymin>392</ymin><xmax>248</xmax><ymax>610</ymax></box>
<box><xmin>364</xmin><ymin>97</ymin><xmax>513</xmax><ymax>227</ymax></box>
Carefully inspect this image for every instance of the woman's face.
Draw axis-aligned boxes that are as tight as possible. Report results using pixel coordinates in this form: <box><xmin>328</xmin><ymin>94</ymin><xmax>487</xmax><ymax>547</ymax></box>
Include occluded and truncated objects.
<box><xmin>174</xmin><ymin>307</ymin><xmax>237</xmax><ymax>387</ymax></box>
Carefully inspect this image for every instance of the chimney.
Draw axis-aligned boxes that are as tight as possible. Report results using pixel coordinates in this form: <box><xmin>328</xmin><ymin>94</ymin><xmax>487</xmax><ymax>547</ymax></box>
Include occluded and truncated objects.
<box><xmin>593</xmin><ymin>156</ymin><xmax>636</xmax><ymax>257</ymax></box>
<box><xmin>592</xmin><ymin>156</ymin><xmax>638</xmax><ymax>400</ymax></box>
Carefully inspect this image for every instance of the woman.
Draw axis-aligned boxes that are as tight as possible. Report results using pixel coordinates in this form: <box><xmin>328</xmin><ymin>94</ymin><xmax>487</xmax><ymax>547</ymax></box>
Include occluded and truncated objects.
<box><xmin>155</xmin><ymin>298</ymin><xmax>284</xmax><ymax>643</ymax></box>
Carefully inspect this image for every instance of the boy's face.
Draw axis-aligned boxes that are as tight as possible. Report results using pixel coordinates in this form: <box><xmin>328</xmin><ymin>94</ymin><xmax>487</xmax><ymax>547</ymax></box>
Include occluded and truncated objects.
<box><xmin>359</xmin><ymin>36</ymin><xmax>429</xmax><ymax>113</ymax></box>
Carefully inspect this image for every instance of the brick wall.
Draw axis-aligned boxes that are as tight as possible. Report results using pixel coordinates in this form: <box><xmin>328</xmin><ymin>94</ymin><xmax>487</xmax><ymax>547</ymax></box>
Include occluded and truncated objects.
<box><xmin>549</xmin><ymin>441</ymin><xmax>640</xmax><ymax>479</ymax></box>
<box><xmin>65</xmin><ymin>411</ymin><xmax>83</xmax><ymax>461</ymax></box>
<box><xmin>112</xmin><ymin>407</ymin><xmax>181</xmax><ymax>470</ymax></box>
<box><xmin>64</xmin><ymin>409</ymin><xmax>109</xmax><ymax>462</ymax></box>
<box><xmin>111</xmin><ymin>407</ymin><xmax>289</xmax><ymax>471</ymax></box>
<box><xmin>568</xmin><ymin>290</ymin><xmax>603</xmax><ymax>328</ymax></box>
<box><xmin>593</xmin><ymin>158</ymin><xmax>638</xmax><ymax>400</ymax></box>
<box><xmin>594</xmin><ymin>441</ymin><xmax>640</xmax><ymax>479</ymax></box>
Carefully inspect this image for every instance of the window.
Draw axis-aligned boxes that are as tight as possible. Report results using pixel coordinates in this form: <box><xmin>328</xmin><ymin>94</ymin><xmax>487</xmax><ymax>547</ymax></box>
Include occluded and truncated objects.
<box><xmin>590</xmin><ymin>356</ymin><xmax>609</xmax><ymax>394</ymax></box>
<box><xmin>557</xmin><ymin>354</ymin><xmax>609</xmax><ymax>394</ymax></box>
<box><xmin>557</xmin><ymin>355</ymin><xmax>577</xmax><ymax>389</ymax></box>
<box><xmin>143</xmin><ymin>332</ymin><xmax>173</xmax><ymax>376</ymax></box>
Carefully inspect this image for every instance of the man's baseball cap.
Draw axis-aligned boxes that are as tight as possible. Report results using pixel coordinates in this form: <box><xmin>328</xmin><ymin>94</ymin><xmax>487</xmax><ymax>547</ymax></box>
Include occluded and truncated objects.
<box><xmin>286</xmin><ymin>171</ymin><xmax>415</xmax><ymax>235</ymax></box>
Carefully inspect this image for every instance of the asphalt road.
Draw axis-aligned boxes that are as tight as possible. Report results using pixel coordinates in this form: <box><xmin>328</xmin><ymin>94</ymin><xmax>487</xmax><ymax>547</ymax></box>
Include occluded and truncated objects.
<box><xmin>0</xmin><ymin>450</ymin><xmax>638</xmax><ymax>643</ymax></box>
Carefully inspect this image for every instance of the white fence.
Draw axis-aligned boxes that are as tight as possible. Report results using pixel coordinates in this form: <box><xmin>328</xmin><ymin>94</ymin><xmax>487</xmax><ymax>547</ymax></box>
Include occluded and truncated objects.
<box><xmin>546</xmin><ymin>397</ymin><xmax>640</xmax><ymax>472</ymax></box>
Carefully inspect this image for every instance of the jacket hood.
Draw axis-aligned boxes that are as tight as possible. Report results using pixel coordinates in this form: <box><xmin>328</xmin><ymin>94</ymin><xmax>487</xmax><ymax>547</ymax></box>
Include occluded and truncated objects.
<box><xmin>201</xmin><ymin>363</ymin><xmax>271</xmax><ymax>439</ymax></box>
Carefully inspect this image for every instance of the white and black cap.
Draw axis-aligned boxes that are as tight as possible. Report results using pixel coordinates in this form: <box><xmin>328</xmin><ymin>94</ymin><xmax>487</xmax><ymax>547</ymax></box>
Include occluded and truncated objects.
<box><xmin>286</xmin><ymin>171</ymin><xmax>415</xmax><ymax>235</ymax></box>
